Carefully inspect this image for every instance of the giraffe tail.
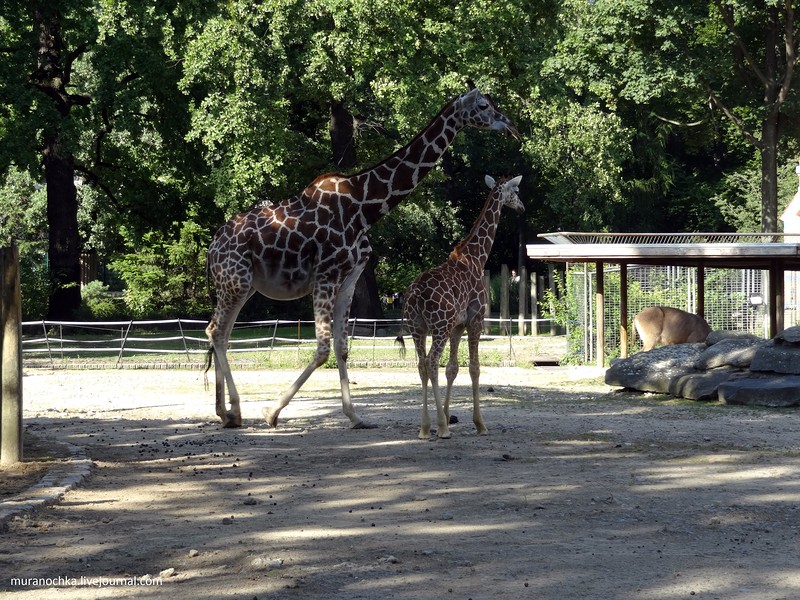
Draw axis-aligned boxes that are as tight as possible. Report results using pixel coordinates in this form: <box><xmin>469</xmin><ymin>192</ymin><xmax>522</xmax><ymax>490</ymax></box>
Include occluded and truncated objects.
<box><xmin>394</xmin><ymin>335</ymin><xmax>406</xmax><ymax>360</ymax></box>
<box><xmin>203</xmin><ymin>346</ymin><xmax>215</xmax><ymax>391</ymax></box>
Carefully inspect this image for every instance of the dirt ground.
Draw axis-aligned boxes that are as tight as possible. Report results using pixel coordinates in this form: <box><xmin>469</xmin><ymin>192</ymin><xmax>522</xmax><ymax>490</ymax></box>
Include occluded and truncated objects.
<box><xmin>1</xmin><ymin>365</ymin><xmax>800</xmax><ymax>600</ymax></box>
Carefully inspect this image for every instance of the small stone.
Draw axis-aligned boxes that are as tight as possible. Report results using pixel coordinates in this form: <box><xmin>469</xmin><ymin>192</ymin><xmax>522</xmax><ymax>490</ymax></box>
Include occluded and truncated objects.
<box><xmin>188</xmin><ymin>549</ymin><xmax>200</xmax><ymax>558</ymax></box>
<box><xmin>378</xmin><ymin>555</ymin><xmax>400</xmax><ymax>564</ymax></box>
<box><xmin>222</xmin><ymin>517</ymin><xmax>234</xmax><ymax>525</ymax></box>
<box><xmin>250</xmin><ymin>556</ymin><xmax>283</xmax><ymax>570</ymax></box>
<box><xmin>243</xmin><ymin>497</ymin><xmax>258</xmax><ymax>505</ymax></box>
<box><xmin>158</xmin><ymin>567</ymin><xmax>176</xmax><ymax>578</ymax></box>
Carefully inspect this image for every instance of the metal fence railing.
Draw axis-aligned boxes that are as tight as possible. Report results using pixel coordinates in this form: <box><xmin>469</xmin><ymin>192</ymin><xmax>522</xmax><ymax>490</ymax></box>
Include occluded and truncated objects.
<box><xmin>21</xmin><ymin>317</ymin><xmax>563</xmax><ymax>369</ymax></box>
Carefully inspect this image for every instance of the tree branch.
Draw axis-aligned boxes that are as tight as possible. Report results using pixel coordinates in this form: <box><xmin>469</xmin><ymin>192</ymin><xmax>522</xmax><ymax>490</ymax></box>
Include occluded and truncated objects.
<box><xmin>778</xmin><ymin>0</ymin><xmax>797</xmax><ymax>106</ymax></box>
<box><xmin>652</xmin><ymin>114</ymin><xmax>705</xmax><ymax>127</ymax></box>
<box><xmin>711</xmin><ymin>0</ymin><xmax>769</xmax><ymax>86</ymax></box>
<box><xmin>705</xmin><ymin>84</ymin><xmax>762</xmax><ymax>148</ymax></box>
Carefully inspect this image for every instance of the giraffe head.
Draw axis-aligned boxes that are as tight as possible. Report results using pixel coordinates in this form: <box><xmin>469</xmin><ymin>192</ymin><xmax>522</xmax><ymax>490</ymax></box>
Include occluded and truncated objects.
<box><xmin>485</xmin><ymin>175</ymin><xmax>525</xmax><ymax>213</ymax></box>
<box><xmin>455</xmin><ymin>88</ymin><xmax>521</xmax><ymax>141</ymax></box>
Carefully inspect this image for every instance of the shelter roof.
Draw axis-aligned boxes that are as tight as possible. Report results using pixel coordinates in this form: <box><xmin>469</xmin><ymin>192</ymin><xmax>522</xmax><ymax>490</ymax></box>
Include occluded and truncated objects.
<box><xmin>526</xmin><ymin>232</ymin><xmax>800</xmax><ymax>270</ymax></box>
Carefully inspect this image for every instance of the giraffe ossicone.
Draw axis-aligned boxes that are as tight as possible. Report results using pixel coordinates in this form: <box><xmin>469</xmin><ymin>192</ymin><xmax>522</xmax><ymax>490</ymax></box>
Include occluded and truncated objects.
<box><xmin>205</xmin><ymin>87</ymin><xmax>520</xmax><ymax>429</ymax></box>
<box><xmin>399</xmin><ymin>174</ymin><xmax>524</xmax><ymax>439</ymax></box>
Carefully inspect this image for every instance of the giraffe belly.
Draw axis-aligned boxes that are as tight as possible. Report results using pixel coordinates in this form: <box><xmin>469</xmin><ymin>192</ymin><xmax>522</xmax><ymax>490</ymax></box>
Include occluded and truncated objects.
<box><xmin>251</xmin><ymin>269</ymin><xmax>314</xmax><ymax>301</ymax></box>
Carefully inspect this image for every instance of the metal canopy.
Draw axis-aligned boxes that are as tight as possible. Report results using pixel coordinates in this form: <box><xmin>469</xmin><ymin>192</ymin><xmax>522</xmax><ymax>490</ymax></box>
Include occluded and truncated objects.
<box><xmin>526</xmin><ymin>232</ymin><xmax>798</xmax><ymax>366</ymax></box>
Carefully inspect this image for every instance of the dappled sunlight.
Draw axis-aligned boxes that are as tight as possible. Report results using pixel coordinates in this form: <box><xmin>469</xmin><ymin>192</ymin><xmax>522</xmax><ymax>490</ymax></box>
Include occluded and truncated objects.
<box><xmin>634</xmin><ymin>457</ymin><xmax>800</xmax><ymax>493</ymax></box>
<box><xmin>7</xmin><ymin>367</ymin><xmax>800</xmax><ymax>599</ymax></box>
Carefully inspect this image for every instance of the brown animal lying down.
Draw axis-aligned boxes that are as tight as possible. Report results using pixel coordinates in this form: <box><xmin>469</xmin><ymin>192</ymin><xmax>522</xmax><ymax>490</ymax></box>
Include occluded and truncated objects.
<box><xmin>633</xmin><ymin>306</ymin><xmax>711</xmax><ymax>352</ymax></box>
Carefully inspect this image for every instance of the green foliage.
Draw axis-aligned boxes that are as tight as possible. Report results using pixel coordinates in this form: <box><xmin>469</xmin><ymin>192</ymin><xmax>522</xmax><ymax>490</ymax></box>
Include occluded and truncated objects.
<box><xmin>78</xmin><ymin>280</ymin><xmax>122</xmax><ymax>320</ymax></box>
<box><xmin>110</xmin><ymin>216</ymin><xmax>211</xmax><ymax>318</ymax></box>
<box><xmin>4</xmin><ymin>0</ymin><xmax>800</xmax><ymax>323</ymax></box>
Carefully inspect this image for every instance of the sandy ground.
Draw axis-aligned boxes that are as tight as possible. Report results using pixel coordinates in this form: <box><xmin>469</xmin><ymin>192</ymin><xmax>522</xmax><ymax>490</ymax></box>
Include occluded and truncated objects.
<box><xmin>1</xmin><ymin>365</ymin><xmax>800</xmax><ymax>600</ymax></box>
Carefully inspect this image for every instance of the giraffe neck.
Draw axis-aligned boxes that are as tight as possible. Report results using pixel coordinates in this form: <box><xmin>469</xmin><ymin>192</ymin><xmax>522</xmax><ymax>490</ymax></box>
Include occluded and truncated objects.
<box><xmin>451</xmin><ymin>191</ymin><xmax>503</xmax><ymax>269</ymax></box>
<box><xmin>346</xmin><ymin>98</ymin><xmax>464</xmax><ymax>227</ymax></box>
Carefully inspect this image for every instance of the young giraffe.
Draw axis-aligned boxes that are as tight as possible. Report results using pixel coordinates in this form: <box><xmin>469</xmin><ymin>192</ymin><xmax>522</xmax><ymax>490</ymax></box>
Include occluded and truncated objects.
<box><xmin>206</xmin><ymin>88</ymin><xmax>520</xmax><ymax>428</ymax></box>
<box><xmin>400</xmin><ymin>174</ymin><xmax>524</xmax><ymax>439</ymax></box>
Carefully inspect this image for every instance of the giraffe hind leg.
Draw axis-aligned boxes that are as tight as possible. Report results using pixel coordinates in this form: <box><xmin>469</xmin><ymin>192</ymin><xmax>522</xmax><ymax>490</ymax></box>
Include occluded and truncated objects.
<box><xmin>444</xmin><ymin>326</ymin><xmax>464</xmax><ymax>425</ymax></box>
<box><xmin>206</xmin><ymin>290</ymin><xmax>252</xmax><ymax>428</ymax></box>
<box><xmin>412</xmin><ymin>333</ymin><xmax>431</xmax><ymax>439</ymax></box>
<box><xmin>426</xmin><ymin>333</ymin><xmax>451</xmax><ymax>439</ymax></box>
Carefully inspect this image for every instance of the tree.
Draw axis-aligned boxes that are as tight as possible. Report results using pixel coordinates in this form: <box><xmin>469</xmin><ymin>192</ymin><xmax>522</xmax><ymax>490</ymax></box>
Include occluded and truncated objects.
<box><xmin>1</xmin><ymin>1</ymin><xmax>216</xmax><ymax>319</ymax></box>
<box><xmin>27</xmin><ymin>2</ymin><xmax>90</xmax><ymax>318</ymax></box>
<box><xmin>552</xmin><ymin>0</ymin><xmax>800</xmax><ymax>233</ymax></box>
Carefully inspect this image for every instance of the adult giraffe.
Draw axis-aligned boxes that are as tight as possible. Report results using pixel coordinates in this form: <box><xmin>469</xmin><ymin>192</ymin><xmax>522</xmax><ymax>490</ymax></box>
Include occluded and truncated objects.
<box><xmin>205</xmin><ymin>87</ymin><xmax>520</xmax><ymax>428</ymax></box>
<box><xmin>398</xmin><ymin>175</ymin><xmax>524</xmax><ymax>439</ymax></box>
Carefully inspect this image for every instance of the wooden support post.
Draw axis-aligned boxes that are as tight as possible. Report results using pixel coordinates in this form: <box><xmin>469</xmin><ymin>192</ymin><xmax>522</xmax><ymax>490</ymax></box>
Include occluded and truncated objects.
<box><xmin>1</xmin><ymin>245</ymin><xmax>23</xmax><ymax>465</ymax></box>
<box><xmin>518</xmin><ymin>265</ymin><xmax>528</xmax><ymax>335</ymax></box>
<box><xmin>531</xmin><ymin>272</ymin><xmax>540</xmax><ymax>336</ymax></box>
<box><xmin>500</xmin><ymin>265</ymin><xmax>510</xmax><ymax>335</ymax></box>
<box><xmin>620</xmin><ymin>262</ymin><xmax>628</xmax><ymax>359</ymax></box>
<box><xmin>483</xmin><ymin>270</ymin><xmax>491</xmax><ymax>334</ymax></box>
<box><xmin>769</xmin><ymin>260</ymin><xmax>784</xmax><ymax>337</ymax></box>
<box><xmin>697</xmin><ymin>262</ymin><xmax>705</xmax><ymax>316</ymax></box>
<box><xmin>595</xmin><ymin>261</ymin><xmax>605</xmax><ymax>368</ymax></box>
<box><xmin>548</xmin><ymin>264</ymin><xmax>557</xmax><ymax>336</ymax></box>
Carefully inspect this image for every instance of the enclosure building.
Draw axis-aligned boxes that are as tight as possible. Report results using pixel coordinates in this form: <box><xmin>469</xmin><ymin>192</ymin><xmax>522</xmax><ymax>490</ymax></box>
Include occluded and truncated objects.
<box><xmin>526</xmin><ymin>232</ymin><xmax>800</xmax><ymax>365</ymax></box>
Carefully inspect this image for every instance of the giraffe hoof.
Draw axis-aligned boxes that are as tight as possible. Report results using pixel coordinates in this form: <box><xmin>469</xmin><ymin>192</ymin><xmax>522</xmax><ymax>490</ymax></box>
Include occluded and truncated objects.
<box><xmin>437</xmin><ymin>429</ymin><xmax>451</xmax><ymax>440</ymax></box>
<box><xmin>222</xmin><ymin>412</ymin><xmax>242</xmax><ymax>428</ymax></box>
<box><xmin>262</xmin><ymin>407</ymin><xmax>279</xmax><ymax>428</ymax></box>
<box><xmin>351</xmin><ymin>421</ymin><xmax>378</xmax><ymax>430</ymax></box>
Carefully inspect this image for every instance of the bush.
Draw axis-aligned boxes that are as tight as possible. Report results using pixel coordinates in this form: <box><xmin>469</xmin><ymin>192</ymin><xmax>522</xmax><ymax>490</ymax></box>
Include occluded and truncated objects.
<box><xmin>78</xmin><ymin>280</ymin><xmax>122</xmax><ymax>320</ymax></box>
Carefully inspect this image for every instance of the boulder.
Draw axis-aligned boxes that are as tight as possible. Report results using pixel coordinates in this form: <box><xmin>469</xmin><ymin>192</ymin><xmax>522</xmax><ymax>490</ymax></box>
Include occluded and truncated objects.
<box><xmin>774</xmin><ymin>325</ymin><xmax>800</xmax><ymax>344</ymax></box>
<box><xmin>705</xmin><ymin>330</ymin><xmax>764</xmax><ymax>346</ymax></box>
<box><xmin>605</xmin><ymin>343</ymin><xmax>706</xmax><ymax>394</ymax></box>
<box><xmin>719</xmin><ymin>375</ymin><xmax>800</xmax><ymax>407</ymax></box>
<box><xmin>605</xmin><ymin>327</ymin><xmax>800</xmax><ymax>408</ymax></box>
<box><xmin>669</xmin><ymin>367</ymin><xmax>741</xmax><ymax>401</ymax></box>
<box><xmin>694</xmin><ymin>336</ymin><xmax>765</xmax><ymax>370</ymax></box>
<box><xmin>749</xmin><ymin>340</ymin><xmax>800</xmax><ymax>374</ymax></box>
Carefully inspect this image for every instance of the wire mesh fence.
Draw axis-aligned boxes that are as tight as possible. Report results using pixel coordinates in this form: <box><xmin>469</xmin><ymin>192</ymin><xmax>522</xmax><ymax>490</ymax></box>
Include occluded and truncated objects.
<box><xmin>566</xmin><ymin>264</ymin><xmax>788</xmax><ymax>364</ymax></box>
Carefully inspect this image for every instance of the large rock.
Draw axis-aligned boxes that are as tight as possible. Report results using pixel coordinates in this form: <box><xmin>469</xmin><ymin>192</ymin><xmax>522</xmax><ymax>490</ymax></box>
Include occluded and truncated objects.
<box><xmin>605</xmin><ymin>327</ymin><xmax>800</xmax><ymax>408</ymax></box>
<box><xmin>749</xmin><ymin>340</ymin><xmax>800</xmax><ymax>374</ymax></box>
<box><xmin>694</xmin><ymin>336</ymin><xmax>765</xmax><ymax>370</ymax></box>
<box><xmin>704</xmin><ymin>330</ymin><xmax>763</xmax><ymax>346</ymax></box>
<box><xmin>605</xmin><ymin>343</ymin><xmax>706</xmax><ymax>394</ymax></box>
<box><xmin>774</xmin><ymin>325</ymin><xmax>800</xmax><ymax>344</ymax></box>
<box><xmin>719</xmin><ymin>375</ymin><xmax>800</xmax><ymax>407</ymax></box>
<box><xmin>669</xmin><ymin>367</ymin><xmax>741</xmax><ymax>401</ymax></box>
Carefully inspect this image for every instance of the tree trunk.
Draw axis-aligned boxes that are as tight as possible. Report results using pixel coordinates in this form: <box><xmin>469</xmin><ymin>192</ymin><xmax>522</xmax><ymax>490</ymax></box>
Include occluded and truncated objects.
<box><xmin>329</xmin><ymin>100</ymin><xmax>384</xmax><ymax>319</ymax></box>
<box><xmin>33</xmin><ymin>3</ymin><xmax>84</xmax><ymax>319</ymax></box>
<box><xmin>330</xmin><ymin>101</ymin><xmax>356</xmax><ymax>169</ymax></box>
<box><xmin>760</xmin><ymin>113</ymin><xmax>779</xmax><ymax>233</ymax></box>
<box><xmin>44</xmin><ymin>142</ymin><xmax>82</xmax><ymax>319</ymax></box>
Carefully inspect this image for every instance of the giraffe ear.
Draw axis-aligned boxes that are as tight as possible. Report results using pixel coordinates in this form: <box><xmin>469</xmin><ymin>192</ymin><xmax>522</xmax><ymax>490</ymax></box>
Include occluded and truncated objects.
<box><xmin>463</xmin><ymin>88</ymin><xmax>480</xmax><ymax>101</ymax></box>
<box><xmin>509</xmin><ymin>175</ymin><xmax>523</xmax><ymax>188</ymax></box>
<box><xmin>485</xmin><ymin>175</ymin><xmax>496</xmax><ymax>188</ymax></box>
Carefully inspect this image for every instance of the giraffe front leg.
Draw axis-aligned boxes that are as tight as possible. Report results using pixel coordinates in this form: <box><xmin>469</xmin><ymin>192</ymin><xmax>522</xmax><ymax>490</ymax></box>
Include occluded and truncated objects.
<box><xmin>332</xmin><ymin>262</ymin><xmax>377</xmax><ymax>429</ymax></box>
<box><xmin>264</xmin><ymin>307</ymin><xmax>333</xmax><ymax>428</ymax></box>
<box><xmin>467</xmin><ymin>321</ymin><xmax>487</xmax><ymax>435</ymax></box>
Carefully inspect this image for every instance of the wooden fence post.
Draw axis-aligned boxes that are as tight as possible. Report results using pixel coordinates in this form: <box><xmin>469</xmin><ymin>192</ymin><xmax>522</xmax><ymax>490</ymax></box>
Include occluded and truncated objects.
<box><xmin>1</xmin><ymin>245</ymin><xmax>23</xmax><ymax>465</ymax></box>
